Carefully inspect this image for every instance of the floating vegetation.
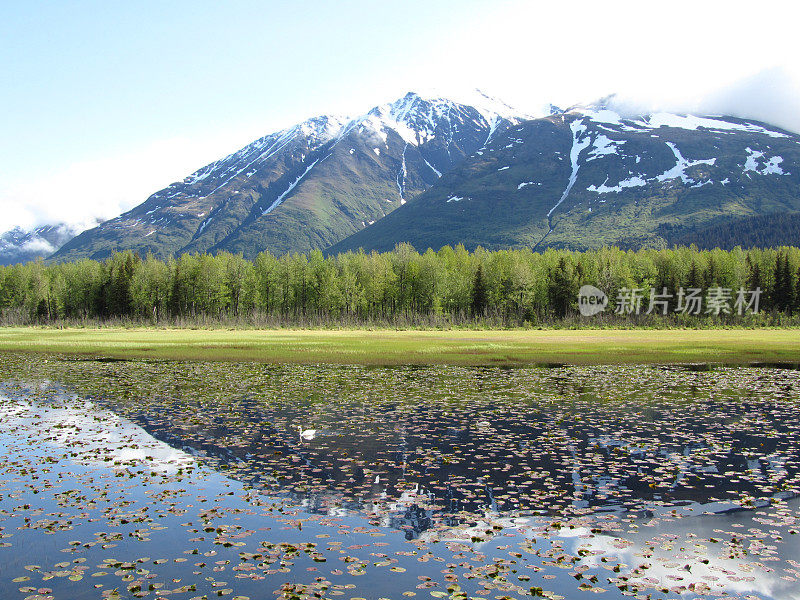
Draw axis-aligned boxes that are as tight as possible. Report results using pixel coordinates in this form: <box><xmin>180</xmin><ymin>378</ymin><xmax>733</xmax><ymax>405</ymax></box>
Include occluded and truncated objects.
<box><xmin>0</xmin><ymin>354</ymin><xmax>799</xmax><ymax>599</ymax></box>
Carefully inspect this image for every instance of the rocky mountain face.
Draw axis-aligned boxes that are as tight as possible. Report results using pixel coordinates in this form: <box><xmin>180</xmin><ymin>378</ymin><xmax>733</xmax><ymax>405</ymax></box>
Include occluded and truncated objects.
<box><xmin>330</xmin><ymin>107</ymin><xmax>800</xmax><ymax>253</ymax></box>
<box><xmin>0</xmin><ymin>223</ymin><xmax>87</xmax><ymax>266</ymax></box>
<box><xmin>53</xmin><ymin>92</ymin><xmax>527</xmax><ymax>261</ymax></box>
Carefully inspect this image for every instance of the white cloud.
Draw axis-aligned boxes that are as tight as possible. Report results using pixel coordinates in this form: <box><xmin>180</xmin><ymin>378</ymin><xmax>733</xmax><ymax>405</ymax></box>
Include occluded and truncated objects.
<box><xmin>0</xmin><ymin>131</ymin><xmax>258</xmax><ymax>233</ymax></box>
<box><xmin>698</xmin><ymin>67</ymin><xmax>800</xmax><ymax>133</ymax></box>
<box><xmin>16</xmin><ymin>236</ymin><xmax>57</xmax><ymax>255</ymax></box>
<box><xmin>409</xmin><ymin>0</ymin><xmax>800</xmax><ymax>129</ymax></box>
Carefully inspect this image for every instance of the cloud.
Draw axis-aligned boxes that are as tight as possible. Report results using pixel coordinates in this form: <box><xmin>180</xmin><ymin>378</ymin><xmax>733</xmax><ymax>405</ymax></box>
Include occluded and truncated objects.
<box><xmin>698</xmin><ymin>67</ymin><xmax>800</xmax><ymax>133</ymax></box>
<box><xmin>0</xmin><ymin>131</ymin><xmax>256</xmax><ymax>233</ymax></box>
<box><xmin>597</xmin><ymin>66</ymin><xmax>800</xmax><ymax>135</ymax></box>
<box><xmin>17</xmin><ymin>236</ymin><xmax>57</xmax><ymax>255</ymax></box>
<box><xmin>411</xmin><ymin>0</ymin><xmax>800</xmax><ymax>132</ymax></box>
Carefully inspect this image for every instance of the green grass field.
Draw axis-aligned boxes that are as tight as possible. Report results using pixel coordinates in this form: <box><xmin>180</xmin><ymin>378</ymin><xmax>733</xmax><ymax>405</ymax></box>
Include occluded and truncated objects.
<box><xmin>0</xmin><ymin>327</ymin><xmax>799</xmax><ymax>365</ymax></box>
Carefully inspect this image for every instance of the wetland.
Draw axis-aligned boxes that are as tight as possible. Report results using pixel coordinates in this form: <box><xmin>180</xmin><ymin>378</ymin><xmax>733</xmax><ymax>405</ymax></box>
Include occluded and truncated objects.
<box><xmin>0</xmin><ymin>355</ymin><xmax>798</xmax><ymax>600</ymax></box>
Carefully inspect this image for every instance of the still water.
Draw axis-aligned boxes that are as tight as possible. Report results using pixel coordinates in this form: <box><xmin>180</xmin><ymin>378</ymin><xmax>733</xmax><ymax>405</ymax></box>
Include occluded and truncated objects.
<box><xmin>0</xmin><ymin>355</ymin><xmax>798</xmax><ymax>600</ymax></box>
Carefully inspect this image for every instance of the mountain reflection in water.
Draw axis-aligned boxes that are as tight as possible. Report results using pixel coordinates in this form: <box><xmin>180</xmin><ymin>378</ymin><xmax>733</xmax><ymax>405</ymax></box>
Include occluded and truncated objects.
<box><xmin>0</xmin><ymin>359</ymin><xmax>798</xmax><ymax>600</ymax></box>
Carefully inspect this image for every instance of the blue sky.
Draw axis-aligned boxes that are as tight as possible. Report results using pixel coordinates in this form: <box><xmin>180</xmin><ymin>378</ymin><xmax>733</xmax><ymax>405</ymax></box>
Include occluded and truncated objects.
<box><xmin>2</xmin><ymin>0</ymin><xmax>798</xmax><ymax>231</ymax></box>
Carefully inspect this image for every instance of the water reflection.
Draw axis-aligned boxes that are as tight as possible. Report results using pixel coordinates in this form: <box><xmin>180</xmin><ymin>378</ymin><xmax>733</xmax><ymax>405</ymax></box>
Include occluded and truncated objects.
<box><xmin>1</xmin><ymin>390</ymin><xmax>194</xmax><ymax>473</ymax></box>
<box><xmin>95</xmin><ymin>373</ymin><xmax>799</xmax><ymax>537</ymax></box>
<box><xmin>554</xmin><ymin>502</ymin><xmax>800</xmax><ymax>599</ymax></box>
<box><xmin>0</xmin><ymin>359</ymin><xmax>799</xmax><ymax>600</ymax></box>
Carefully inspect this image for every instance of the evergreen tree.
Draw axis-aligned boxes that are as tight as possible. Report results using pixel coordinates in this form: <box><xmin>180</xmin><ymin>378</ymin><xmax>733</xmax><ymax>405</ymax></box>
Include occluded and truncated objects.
<box><xmin>471</xmin><ymin>265</ymin><xmax>488</xmax><ymax>317</ymax></box>
<box><xmin>794</xmin><ymin>266</ymin><xmax>800</xmax><ymax>314</ymax></box>
<box><xmin>771</xmin><ymin>251</ymin><xmax>790</xmax><ymax>312</ymax></box>
<box><xmin>686</xmin><ymin>260</ymin><xmax>701</xmax><ymax>289</ymax></box>
<box><xmin>548</xmin><ymin>257</ymin><xmax>576</xmax><ymax>318</ymax></box>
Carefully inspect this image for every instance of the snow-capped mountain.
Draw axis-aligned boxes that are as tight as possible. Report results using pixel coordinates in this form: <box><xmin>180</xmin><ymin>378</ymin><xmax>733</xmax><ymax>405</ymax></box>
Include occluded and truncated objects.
<box><xmin>54</xmin><ymin>92</ymin><xmax>529</xmax><ymax>261</ymax></box>
<box><xmin>0</xmin><ymin>223</ymin><xmax>91</xmax><ymax>265</ymax></box>
<box><xmin>50</xmin><ymin>92</ymin><xmax>800</xmax><ymax>261</ymax></box>
<box><xmin>331</xmin><ymin>105</ymin><xmax>800</xmax><ymax>253</ymax></box>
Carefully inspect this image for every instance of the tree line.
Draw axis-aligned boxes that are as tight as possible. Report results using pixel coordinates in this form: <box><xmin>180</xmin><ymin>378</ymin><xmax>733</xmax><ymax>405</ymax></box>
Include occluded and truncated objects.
<box><xmin>1</xmin><ymin>244</ymin><xmax>799</xmax><ymax>327</ymax></box>
<box><xmin>665</xmin><ymin>213</ymin><xmax>800</xmax><ymax>251</ymax></box>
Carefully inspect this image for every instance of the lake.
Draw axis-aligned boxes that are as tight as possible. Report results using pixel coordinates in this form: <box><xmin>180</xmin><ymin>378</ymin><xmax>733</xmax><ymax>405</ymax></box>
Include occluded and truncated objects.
<box><xmin>1</xmin><ymin>355</ymin><xmax>798</xmax><ymax>600</ymax></box>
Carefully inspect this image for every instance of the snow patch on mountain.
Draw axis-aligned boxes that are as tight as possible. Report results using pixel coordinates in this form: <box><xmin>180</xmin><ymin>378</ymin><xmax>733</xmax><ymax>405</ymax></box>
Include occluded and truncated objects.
<box><xmin>763</xmin><ymin>156</ymin><xmax>786</xmax><ymax>175</ymax></box>
<box><xmin>547</xmin><ymin>119</ymin><xmax>591</xmax><ymax>217</ymax></box>
<box><xmin>262</xmin><ymin>159</ymin><xmax>320</xmax><ymax>216</ymax></box>
<box><xmin>197</xmin><ymin>216</ymin><xmax>212</xmax><ymax>236</ymax></box>
<box><xmin>359</xmin><ymin>116</ymin><xmax>391</xmax><ymax>146</ymax></box>
<box><xmin>639</xmin><ymin>113</ymin><xmax>789</xmax><ymax>138</ymax></box>
<box><xmin>183</xmin><ymin>164</ymin><xmax>215</xmax><ymax>186</ymax></box>
<box><xmin>587</xmin><ymin>175</ymin><xmax>648</xmax><ymax>194</ymax></box>
<box><xmin>297</xmin><ymin>115</ymin><xmax>350</xmax><ymax>142</ymax></box>
<box><xmin>744</xmin><ymin>148</ymin><xmax>764</xmax><ymax>173</ymax></box>
<box><xmin>586</xmin><ymin>135</ymin><xmax>625</xmax><ymax>161</ymax></box>
<box><xmin>423</xmin><ymin>157</ymin><xmax>442</xmax><ymax>178</ymax></box>
<box><xmin>744</xmin><ymin>147</ymin><xmax>788</xmax><ymax>175</ymax></box>
<box><xmin>656</xmin><ymin>142</ymin><xmax>716</xmax><ymax>185</ymax></box>
<box><xmin>573</xmin><ymin>106</ymin><xmax>791</xmax><ymax>140</ymax></box>
<box><xmin>579</xmin><ymin>109</ymin><xmax>624</xmax><ymax>126</ymax></box>
<box><xmin>396</xmin><ymin>144</ymin><xmax>408</xmax><ymax>200</ymax></box>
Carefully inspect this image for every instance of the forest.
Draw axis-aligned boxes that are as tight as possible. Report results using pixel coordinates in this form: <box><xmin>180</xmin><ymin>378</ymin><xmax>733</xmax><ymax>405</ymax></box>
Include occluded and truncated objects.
<box><xmin>664</xmin><ymin>213</ymin><xmax>800</xmax><ymax>251</ymax></box>
<box><xmin>1</xmin><ymin>244</ymin><xmax>799</xmax><ymax>327</ymax></box>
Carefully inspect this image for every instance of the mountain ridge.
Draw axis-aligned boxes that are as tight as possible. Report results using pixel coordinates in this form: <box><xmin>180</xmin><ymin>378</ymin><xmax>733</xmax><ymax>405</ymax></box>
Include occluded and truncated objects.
<box><xmin>52</xmin><ymin>91</ymin><xmax>529</xmax><ymax>262</ymax></box>
<box><xmin>7</xmin><ymin>92</ymin><xmax>799</xmax><ymax>264</ymax></box>
<box><xmin>330</xmin><ymin>106</ymin><xmax>800</xmax><ymax>254</ymax></box>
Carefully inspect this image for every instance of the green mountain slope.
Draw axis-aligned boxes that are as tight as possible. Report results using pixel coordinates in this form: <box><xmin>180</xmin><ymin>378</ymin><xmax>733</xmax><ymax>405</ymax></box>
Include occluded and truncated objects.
<box><xmin>329</xmin><ymin>109</ymin><xmax>800</xmax><ymax>253</ymax></box>
<box><xmin>52</xmin><ymin>92</ymin><xmax>525</xmax><ymax>261</ymax></box>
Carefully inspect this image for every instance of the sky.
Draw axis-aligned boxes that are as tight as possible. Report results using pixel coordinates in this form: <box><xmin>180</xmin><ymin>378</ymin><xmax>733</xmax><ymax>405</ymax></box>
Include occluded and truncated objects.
<box><xmin>1</xmin><ymin>0</ymin><xmax>798</xmax><ymax>232</ymax></box>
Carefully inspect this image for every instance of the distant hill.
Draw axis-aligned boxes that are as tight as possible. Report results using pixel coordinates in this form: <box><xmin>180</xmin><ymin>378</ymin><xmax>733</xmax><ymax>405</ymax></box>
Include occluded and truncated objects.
<box><xmin>0</xmin><ymin>223</ymin><xmax>86</xmax><ymax>265</ymax></box>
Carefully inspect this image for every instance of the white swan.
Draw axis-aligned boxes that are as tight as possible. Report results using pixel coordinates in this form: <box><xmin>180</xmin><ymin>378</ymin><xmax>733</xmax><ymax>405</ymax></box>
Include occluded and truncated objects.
<box><xmin>298</xmin><ymin>426</ymin><xmax>317</xmax><ymax>441</ymax></box>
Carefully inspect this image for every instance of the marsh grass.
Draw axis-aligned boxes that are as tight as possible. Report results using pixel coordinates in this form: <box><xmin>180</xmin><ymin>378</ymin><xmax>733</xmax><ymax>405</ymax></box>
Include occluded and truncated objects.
<box><xmin>1</xmin><ymin>327</ymin><xmax>799</xmax><ymax>365</ymax></box>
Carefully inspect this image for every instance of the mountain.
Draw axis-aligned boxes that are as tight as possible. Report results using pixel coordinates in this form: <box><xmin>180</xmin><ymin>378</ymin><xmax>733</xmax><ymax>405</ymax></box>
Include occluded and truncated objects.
<box><xmin>53</xmin><ymin>92</ymin><xmax>528</xmax><ymax>261</ymax></box>
<box><xmin>0</xmin><ymin>223</ymin><xmax>88</xmax><ymax>266</ymax></box>
<box><xmin>329</xmin><ymin>106</ymin><xmax>800</xmax><ymax>253</ymax></box>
